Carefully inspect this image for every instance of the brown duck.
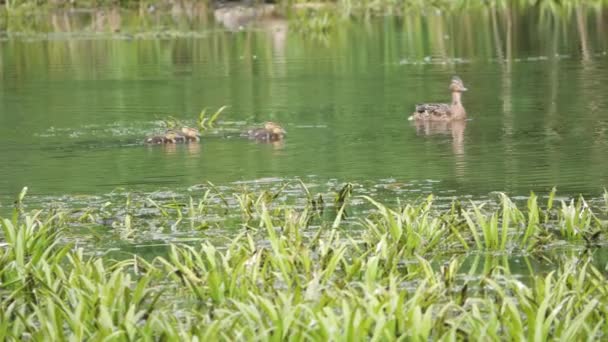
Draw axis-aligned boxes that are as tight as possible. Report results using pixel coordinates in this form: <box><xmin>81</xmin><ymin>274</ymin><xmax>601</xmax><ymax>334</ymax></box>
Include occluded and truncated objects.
<box><xmin>408</xmin><ymin>76</ymin><xmax>468</xmax><ymax>122</ymax></box>
<box><xmin>246</xmin><ymin>122</ymin><xmax>286</xmax><ymax>142</ymax></box>
<box><xmin>146</xmin><ymin>126</ymin><xmax>201</xmax><ymax>144</ymax></box>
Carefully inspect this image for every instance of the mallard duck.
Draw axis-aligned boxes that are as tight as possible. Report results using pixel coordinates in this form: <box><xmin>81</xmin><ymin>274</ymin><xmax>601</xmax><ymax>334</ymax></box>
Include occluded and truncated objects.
<box><xmin>408</xmin><ymin>76</ymin><xmax>468</xmax><ymax>122</ymax></box>
<box><xmin>145</xmin><ymin>127</ymin><xmax>201</xmax><ymax>144</ymax></box>
<box><xmin>246</xmin><ymin>122</ymin><xmax>286</xmax><ymax>142</ymax></box>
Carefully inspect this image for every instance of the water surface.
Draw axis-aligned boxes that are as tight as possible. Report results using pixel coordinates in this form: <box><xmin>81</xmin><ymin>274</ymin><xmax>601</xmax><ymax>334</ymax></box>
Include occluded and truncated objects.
<box><xmin>1</xmin><ymin>7</ymin><xmax>608</xmax><ymax>208</ymax></box>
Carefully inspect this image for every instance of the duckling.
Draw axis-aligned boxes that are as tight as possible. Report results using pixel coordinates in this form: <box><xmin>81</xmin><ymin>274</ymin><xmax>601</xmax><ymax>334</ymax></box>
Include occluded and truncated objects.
<box><xmin>408</xmin><ymin>76</ymin><xmax>468</xmax><ymax>122</ymax></box>
<box><xmin>179</xmin><ymin>126</ymin><xmax>201</xmax><ymax>142</ymax></box>
<box><xmin>246</xmin><ymin>122</ymin><xmax>286</xmax><ymax>142</ymax></box>
<box><xmin>146</xmin><ymin>130</ymin><xmax>182</xmax><ymax>144</ymax></box>
<box><xmin>145</xmin><ymin>135</ymin><xmax>168</xmax><ymax>144</ymax></box>
<box><xmin>145</xmin><ymin>127</ymin><xmax>201</xmax><ymax>144</ymax></box>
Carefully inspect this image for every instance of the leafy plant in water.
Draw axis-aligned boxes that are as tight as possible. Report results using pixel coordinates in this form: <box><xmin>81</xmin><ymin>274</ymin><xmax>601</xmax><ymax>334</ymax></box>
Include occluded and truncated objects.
<box><xmin>297</xmin><ymin>179</ymin><xmax>325</xmax><ymax>224</ymax></box>
<box><xmin>2</xmin><ymin>186</ymin><xmax>608</xmax><ymax>339</ymax></box>
<box><xmin>462</xmin><ymin>193</ymin><xmax>534</xmax><ymax>251</ymax></box>
<box><xmin>360</xmin><ymin>194</ymin><xmax>454</xmax><ymax>263</ymax></box>
<box><xmin>333</xmin><ymin>183</ymin><xmax>352</xmax><ymax>228</ymax></box>
<box><xmin>557</xmin><ymin>196</ymin><xmax>602</xmax><ymax>241</ymax></box>
<box><xmin>198</xmin><ymin>106</ymin><xmax>227</xmax><ymax>131</ymax></box>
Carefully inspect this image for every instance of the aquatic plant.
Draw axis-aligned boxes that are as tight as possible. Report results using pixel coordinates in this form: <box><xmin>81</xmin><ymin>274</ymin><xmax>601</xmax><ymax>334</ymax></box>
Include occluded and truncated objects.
<box><xmin>1</xmin><ymin>187</ymin><xmax>608</xmax><ymax>339</ymax></box>
<box><xmin>149</xmin><ymin>105</ymin><xmax>226</xmax><ymax>139</ymax></box>
<box><xmin>198</xmin><ymin>105</ymin><xmax>227</xmax><ymax>131</ymax></box>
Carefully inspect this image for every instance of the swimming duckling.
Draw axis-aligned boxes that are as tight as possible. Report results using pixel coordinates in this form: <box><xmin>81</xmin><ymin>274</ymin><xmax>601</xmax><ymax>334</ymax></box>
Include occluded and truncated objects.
<box><xmin>409</xmin><ymin>76</ymin><xmax>468</xmax><ymax>122</ymax></box>
<box><xmin>179</xmin><ymin>126</ymin><xmax>201</xmax><ymax>142</ymax></box>
<box><xmin>145</xmin><ymin>135</ymin><xmax>167</xmax><ymax>144</ymax></box>
<box><xmin>146</xmin><ymin>130</ymin><xmax>182</xmax><ymax>144</ymax></box>
<box><xmin>145</xmin><ymin>126</ymin><xmax>201</xmax><ymax>144</ymax></box>
<box><xmin>246</xmin><ymin>122</ymin><xmax>286</xmax><ymax>142</ymax></box>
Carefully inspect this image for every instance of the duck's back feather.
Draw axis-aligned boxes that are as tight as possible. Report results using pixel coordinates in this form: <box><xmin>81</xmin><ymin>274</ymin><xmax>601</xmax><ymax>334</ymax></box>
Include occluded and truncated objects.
<box><xmin>410</xmin><ymin>103</ymin><xmax>452</xmax><ymax>121</ymax></box>
<box><xmin>415</xmin><ymin>103</ymin><xmax>451</xmax><ymax>115</ymax></box>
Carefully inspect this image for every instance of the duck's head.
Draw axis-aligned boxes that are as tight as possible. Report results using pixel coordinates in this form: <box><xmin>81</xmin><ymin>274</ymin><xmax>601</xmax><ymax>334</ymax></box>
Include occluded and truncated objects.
<box><xmin>449</xmin><ymin>76</ymin><xmax>467</xmax><ymax>92</ymax></box>
<box><xmin>264</xmin><ymin>122</ymin><xmax>287</xmax><ymax>135</ymax></box>
<box><xmin>180</xmin><ymin>126</ymin><xmax>201</xmax><ymax>139</ymax></box>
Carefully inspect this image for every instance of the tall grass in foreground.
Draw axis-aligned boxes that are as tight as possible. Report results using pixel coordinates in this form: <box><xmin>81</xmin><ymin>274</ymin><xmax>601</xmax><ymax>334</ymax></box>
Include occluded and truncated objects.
<box><xmin>1</xmin><ymin>188</ymin><xmax>608</xmax><ymax>339</ymax></box>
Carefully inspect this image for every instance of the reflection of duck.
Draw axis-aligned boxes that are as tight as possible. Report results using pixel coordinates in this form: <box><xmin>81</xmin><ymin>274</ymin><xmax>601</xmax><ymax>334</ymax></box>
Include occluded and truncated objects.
<box><xmin>413</xmin><ymin>119</ymin><xmax>467</xmax><ymax>179</ymax></box>
<box><xmin>161</xmin><ymin>139</ymin><xmax>201</xmax><ymax>155</ymax></box>
<box><xmin>413</xmin><ymin>120</ymin><xmax>466</xmax><ymax>155</ymax></box>
<box><xmin>409</xmin><ymin>76</ymin><xmax>468</xmax><ymax>122</ymax></box>
<box><xmin>246</xmin><ymin>122</ymin><xmax>286</xmax><ymax>142</ymax></box>
<box><xmin>146</xmin><ymin>126</ymin><xmax>201</xmax><ymax>144</ymax></box>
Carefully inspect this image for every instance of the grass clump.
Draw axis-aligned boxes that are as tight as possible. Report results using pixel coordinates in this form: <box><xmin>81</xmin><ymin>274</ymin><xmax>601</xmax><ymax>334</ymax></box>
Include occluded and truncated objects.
<box><xmin>155</xmin><ymin>105</ymin><xmax>227</xmax><ymax>137</ymax></box>
<box><xmin>1</xmin><ymin>187</ymin><xmax>608</xmax><ymax>339</ymax></box>
<box><xmin>198</xmin><ymin>105</ymin><xmax>227</xmax><ymax>131</ymax></box>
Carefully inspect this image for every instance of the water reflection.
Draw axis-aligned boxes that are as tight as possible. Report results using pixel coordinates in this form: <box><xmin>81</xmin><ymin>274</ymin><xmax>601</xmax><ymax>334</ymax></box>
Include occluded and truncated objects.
<box><xmin>269</xmin><ymin>140</ymin><xmax>285</xmax><ymax>150</ymax></box>
<box><xmin>1</xmin><ymin>5</ymin><xmax>608</xmax><ymax>199</ymax></box>
<box><xmin>413</xmin><ymin>119</ymin><xmax>467</xmax><ymax>178</ymax></box>
<box><xmin>576</xmin><ymin>5</ymin><xmax>591</xmax><ymax>61</ymax></box>
<box><xmin>413</xmin><ymin>120</ymin><xmax>466</xmax><ymax>155</ymax></box>
<box><xmin>213</xmin><ymin>4</ymin><xmax>288</xmax><ymax>61</ymax></box>
<box><xmin>463</xmin><ymin>253</ymin><xmax>538</xmax><ymax>279</ymax></box>
<box><xmin>91</xmin><ymin>8</ymin><xmax>122</xmax><ymax>32</ymax></box>
<box><xmin>151</xmin><ymin>142</ymin><xmax>201</xmax><ymax>156</ymax></box>
<box><xmin>259</xmin><ymin>18</ymin><xmax>288</xmax><ymax>58</ymax></box>
<box><xmin>213</xmin><ymin>4</ymin><xmax>278</xmax><ymax>32</ymax></box>
<box><xmin>50</xmin><ymin>12</ymin><xmax>72</xmax><ymax>32</ymax></box>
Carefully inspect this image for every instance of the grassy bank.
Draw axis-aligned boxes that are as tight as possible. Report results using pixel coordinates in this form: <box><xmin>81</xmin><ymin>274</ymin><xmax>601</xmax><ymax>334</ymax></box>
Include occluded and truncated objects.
<box><xmin>1</xmin><ymin>186</ymin><xmax>608</xmax><ymax>339</ymax></box>
<box><xmin>2</xmin><ymin>0</ymin><xmax>607</xmax><ymax>19</ymax></box>
<box><xmin>2</xmin><ymin>0</ymin><xmax>607</xmax><ymax>55</ymax></box>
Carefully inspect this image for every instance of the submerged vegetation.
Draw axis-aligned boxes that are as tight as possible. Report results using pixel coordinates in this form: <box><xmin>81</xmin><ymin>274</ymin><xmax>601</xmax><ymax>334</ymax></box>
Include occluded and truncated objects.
<box><xmin>1</xmin><ymin>185</ymin><xmax>608</xmax><ymax>339</ymax></box>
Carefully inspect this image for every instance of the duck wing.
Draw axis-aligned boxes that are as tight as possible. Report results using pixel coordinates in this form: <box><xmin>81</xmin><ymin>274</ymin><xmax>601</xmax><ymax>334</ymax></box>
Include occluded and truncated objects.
<box><xmin>415</xmin><ymin>103</ymin><xmax>451</xmax><ymax>115</ymax></box>
<box><xmin>411</xmin><ymin>103</ymin><xmax>453</xmax><ymax>121</ymax></box>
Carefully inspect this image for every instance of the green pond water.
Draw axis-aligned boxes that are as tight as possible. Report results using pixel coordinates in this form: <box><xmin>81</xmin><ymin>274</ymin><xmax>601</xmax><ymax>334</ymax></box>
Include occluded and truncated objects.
<box><xmin>1</xmin><ymin>8</ymin><xmax>607</xmax><ymax>222</ymax></box>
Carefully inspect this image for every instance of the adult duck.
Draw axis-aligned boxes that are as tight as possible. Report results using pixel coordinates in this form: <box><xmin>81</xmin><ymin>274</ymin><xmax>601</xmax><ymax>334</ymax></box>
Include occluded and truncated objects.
<box><xmin>408</xmin><ymin>76</ymin><xmax>468</xmax><ymax>122</ymax></box>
